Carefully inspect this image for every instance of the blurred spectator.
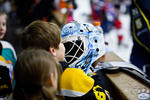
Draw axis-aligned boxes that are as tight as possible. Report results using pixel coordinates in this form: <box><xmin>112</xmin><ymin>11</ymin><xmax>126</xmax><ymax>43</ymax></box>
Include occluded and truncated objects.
<box><xmin>0</xmin><ymin>0</ymin><xmax>11</xmax><ymax>14</ymax></box>
<box><xmin>90</xmin><ymin>0</ymin><xmax>105</xmax><ymax>21</ymax></box>
<box><xmin>14</xmin><ymin>0</ymin><xmax>63</xmax><ymax>26</ymax></box>
<box><xmin>90</xmin><ymin>0</ymin><xmax>116</xmax><ymax>33</ymax></box>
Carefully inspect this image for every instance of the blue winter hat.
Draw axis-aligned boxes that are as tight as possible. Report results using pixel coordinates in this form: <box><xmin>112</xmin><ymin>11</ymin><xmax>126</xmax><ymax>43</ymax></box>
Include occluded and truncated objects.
<box><xmin>61</xmin><ymin>21</ymin><xmax>105</xmax><ymax>74</ymax></box>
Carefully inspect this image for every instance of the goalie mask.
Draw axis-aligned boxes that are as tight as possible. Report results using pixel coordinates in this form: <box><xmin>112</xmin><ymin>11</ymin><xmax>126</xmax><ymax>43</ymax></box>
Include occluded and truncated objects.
<box><xmin>61</xmin><ymin>21</ymin><xmax>105</xmax><ymax>74</ymax></box>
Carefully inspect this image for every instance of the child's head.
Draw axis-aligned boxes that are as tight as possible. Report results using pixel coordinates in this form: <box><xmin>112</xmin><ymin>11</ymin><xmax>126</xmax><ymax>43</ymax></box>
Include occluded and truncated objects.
<box><xmin>61</xmin><ymin>21</ymin><xmax>105</xmax><ymax>74</ymax></box>
<box><xmin>14</xmin><ymin>48</ymin><xmax>61</xmax><ymax>100</ymax></box>
<box><xmin>0</xmin><ymin>11</ymin><xmax>7</xmax><ymax>39</ymax></box>
<box><xmin>22</xmin><ymin>20</ymin><xmax>65</xmax><ymax>61</ymax></box>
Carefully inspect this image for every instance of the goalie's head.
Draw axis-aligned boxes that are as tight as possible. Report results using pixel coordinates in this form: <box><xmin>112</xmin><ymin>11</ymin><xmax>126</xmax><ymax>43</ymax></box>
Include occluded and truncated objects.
<box><xmin>61</xmin><ymin>21</ymin><xmax>105</xmax><ymax>74</ymax></box>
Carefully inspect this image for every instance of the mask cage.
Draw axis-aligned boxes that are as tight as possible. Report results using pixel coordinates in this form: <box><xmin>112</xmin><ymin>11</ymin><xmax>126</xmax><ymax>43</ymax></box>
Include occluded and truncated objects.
<box><xmin>64</xmin><ymin>40</ymin><xmax>84</xmax><ymax>65</ymax></box>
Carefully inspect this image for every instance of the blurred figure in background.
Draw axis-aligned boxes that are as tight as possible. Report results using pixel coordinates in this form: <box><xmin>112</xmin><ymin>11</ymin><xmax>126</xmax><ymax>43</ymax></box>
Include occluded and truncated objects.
<box><xmin>0</xmin><ymin>0</ymin><xmax>11</xmax><ymax>14</ymax></box>
<box><xmin>15</xmin><ymin>0</ymin><xmax>63</xmax><ymax>26</ymax></box>
<box><xmin>90</xmin><ymin>0</ymin><xmax>116</xmax><ymax>34</ymax></box>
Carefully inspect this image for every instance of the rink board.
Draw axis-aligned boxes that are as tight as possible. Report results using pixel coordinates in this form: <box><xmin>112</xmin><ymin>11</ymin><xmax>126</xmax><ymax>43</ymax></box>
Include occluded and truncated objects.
<box><xmin>104</xmin><ymin>52</ymin><xmax>150</xmax><ymax>100</ymax></box>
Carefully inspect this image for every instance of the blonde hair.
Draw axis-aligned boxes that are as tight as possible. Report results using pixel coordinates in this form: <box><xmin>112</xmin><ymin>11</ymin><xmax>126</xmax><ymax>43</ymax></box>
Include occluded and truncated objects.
<box><xmin>13</xmin><ymin>48</ymin><xmax>62</xmax><ymax>100</ymax></box>
<box><xmin>21</xmin><ymin>20</ymin><xmax>61</xmax><ymax>50</ymax></box>
<box><xmin>0</xmin><ymin>11</ymin><xmax>7</xmax><ymax>20</ymax></box>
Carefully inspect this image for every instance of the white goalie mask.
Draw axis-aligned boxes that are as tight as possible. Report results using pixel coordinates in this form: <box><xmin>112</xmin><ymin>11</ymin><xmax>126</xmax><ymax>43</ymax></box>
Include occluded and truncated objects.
<box><xmin>61</xmin><ymin>21</ymin><xmax>105</xmax><ymax>74</ymax></box>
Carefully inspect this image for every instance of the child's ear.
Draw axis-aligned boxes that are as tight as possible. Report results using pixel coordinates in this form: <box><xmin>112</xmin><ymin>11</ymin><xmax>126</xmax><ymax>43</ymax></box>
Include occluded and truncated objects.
<box><xmin>49</xmin><ymin>47</ymin><xmax>56</xmax><ymax>56</ymax></box>
<box><xmin>48</xmin><ymin>73</ymin><xmax>54</xmax><ymax>87</ymax></box>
